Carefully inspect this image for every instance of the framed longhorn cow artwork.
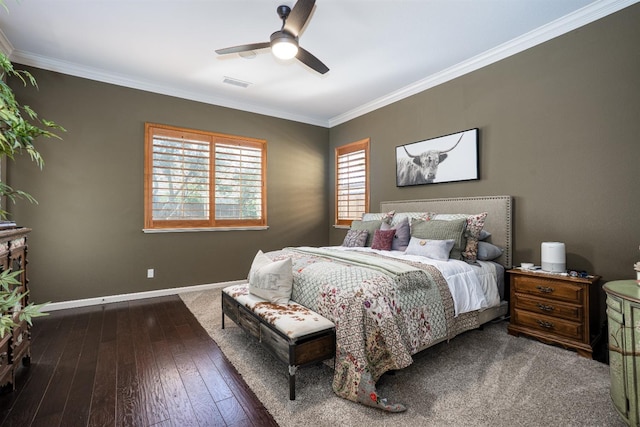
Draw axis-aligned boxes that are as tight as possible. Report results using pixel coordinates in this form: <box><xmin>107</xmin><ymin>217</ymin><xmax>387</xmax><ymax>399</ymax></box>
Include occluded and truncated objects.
<box><xmin>395</xmin><ymin>128</ymin><xmax>479</xmax><ymax>187</ymax></box>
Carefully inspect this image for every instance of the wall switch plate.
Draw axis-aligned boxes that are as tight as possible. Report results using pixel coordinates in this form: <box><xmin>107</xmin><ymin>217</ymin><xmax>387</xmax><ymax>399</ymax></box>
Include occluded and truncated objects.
<box><xmin>147</xmin><ymin>268</ymin><xmax>154</xmax><ymax>279</ymax></box>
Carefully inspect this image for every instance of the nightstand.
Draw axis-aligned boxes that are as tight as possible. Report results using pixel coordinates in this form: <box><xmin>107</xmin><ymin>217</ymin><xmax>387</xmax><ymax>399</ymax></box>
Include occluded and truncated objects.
<box><xmin>507</xmin><ymin>268</ymin><xmax>601</xmax><ymax>358</ymax></box>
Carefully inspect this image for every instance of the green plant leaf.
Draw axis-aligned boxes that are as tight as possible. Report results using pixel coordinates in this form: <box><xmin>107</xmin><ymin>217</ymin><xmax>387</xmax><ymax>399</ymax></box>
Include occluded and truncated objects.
<box><xmin>0</xmin><ymin>315</ymin><xmax>17</xmax><ymax>338</ymax></box>
<box><xmin>19</xmin><ymin>302</ymin><xmax>50</xmax><ymax>325</ymax></box>
<box><xmin>0</xmin><ymin>51</ymin><xmax>65</xmax><ymax>220</ymax></box>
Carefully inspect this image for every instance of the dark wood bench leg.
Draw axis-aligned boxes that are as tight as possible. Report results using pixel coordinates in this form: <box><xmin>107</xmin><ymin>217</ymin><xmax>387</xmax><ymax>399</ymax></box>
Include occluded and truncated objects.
<box><xmin>221</xmin><ymin>297</ymin><xmax>225</xmax><ymax>329</ymax></box>
<box><xmin>288</xmin><ymin>365</ymin><xmax>297</xmax><ymax>400</ymax></box>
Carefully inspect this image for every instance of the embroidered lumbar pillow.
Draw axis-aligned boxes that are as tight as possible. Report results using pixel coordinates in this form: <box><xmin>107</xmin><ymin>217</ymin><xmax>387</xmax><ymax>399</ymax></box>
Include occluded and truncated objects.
<box><xmin>247</xmin><ymin>250</ymin><xmax>293</xmax><ymax>304</ymax></box>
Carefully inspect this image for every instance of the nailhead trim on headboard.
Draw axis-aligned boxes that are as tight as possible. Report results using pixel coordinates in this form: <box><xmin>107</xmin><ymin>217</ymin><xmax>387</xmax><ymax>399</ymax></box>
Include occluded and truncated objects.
<box><xmin>379</xmin><ymin>196</ymin><xmax>513</xmax><ymax>268</ymax></box>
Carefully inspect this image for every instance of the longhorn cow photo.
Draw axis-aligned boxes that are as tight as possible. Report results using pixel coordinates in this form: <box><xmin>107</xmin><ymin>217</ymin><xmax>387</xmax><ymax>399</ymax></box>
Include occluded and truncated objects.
<box><xmin>395</xmin><ymin>128</ymin><xmax>479</xmax><ymax>187</ymax></box>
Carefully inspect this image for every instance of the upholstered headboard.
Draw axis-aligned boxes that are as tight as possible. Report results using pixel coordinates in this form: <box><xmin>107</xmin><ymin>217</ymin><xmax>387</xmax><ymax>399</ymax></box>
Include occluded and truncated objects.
<box><xmin>380</xmin><ymin>195</ymin><xmax>513</xmax><ymax>268</ymax></box>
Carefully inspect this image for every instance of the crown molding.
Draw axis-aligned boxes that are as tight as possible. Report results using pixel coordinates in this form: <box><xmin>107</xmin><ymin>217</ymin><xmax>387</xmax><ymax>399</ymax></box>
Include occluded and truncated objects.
<box><xmin>4</xmin><ymin>0</ymin><xmax>635</xmax><ymax>128</ymax></box>
<box><xmin>8</xmin><ymin>50</ymin><xmax>330</xmax><ymax>128</ymax></box>
<box><xmin>327</xmin><ymin>0</ymin><xmax>637</xmax><ymax>127</ymax></box>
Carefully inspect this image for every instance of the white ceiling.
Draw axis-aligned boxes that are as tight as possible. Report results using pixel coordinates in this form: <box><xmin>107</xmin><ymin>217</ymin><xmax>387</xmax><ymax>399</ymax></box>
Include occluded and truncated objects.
<box><xmin>0</xmin><ymin>0</ymin><xmax>634</xmax><ymax>127</ymax></box>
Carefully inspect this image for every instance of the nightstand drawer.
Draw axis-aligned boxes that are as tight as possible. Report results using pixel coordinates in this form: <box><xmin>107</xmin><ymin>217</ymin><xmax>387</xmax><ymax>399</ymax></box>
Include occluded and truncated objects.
<box><xmin>512</xmin><ymin>275</ymin><xmax>583</xmax><ymax>304</ymax></box>
<box><xmin>513</xmin><ymin>293</ymin><xmax>582</xmax><ymax>322</ymax></box>
<box><xmin>513</xmin><ymin>309</ymin><xmax>583</xmax><ymax>341</ymax></box>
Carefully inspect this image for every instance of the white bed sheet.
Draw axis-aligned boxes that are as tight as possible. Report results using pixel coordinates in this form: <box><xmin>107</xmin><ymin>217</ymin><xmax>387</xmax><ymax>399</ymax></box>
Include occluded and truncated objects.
<box><xmin>327</xmin><ymin>246</ymin><xmax>500</xmax><ymax>316</ymax></box>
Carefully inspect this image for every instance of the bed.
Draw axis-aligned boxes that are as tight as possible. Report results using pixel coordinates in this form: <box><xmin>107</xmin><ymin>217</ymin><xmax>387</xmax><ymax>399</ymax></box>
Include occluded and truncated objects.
<box><xmin>261</xmin><ymin>195</ymin><xmax>512</xmax><ymax>412</ymax></box>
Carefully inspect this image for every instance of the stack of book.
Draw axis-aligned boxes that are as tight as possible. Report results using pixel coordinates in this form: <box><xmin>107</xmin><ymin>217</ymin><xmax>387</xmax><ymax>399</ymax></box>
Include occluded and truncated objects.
<box><xmin>0</xmin><ymin>221</ymin><xmax>17</xmax><ymax>229</ymax></box>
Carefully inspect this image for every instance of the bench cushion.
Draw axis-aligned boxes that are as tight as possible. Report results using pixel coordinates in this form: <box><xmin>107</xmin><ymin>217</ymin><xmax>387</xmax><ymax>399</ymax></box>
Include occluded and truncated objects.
<box><xmin>223</xmin><ymin>284</ymin><xmax>335</xmax><ymax>339</ymax></box>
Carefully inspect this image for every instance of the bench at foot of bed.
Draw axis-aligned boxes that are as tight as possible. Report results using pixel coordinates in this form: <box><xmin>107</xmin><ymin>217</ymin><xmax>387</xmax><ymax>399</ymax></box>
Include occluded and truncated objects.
<box><xmin>221</xmin><ymin>284</ymin><xmax>336</xmax><ymax>400</ymax></box>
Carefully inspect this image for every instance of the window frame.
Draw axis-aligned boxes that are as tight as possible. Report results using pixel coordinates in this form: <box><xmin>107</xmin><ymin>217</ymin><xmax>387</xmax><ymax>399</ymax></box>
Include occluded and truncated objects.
<box><xmin>335</xmin><ymin>138</ymin><xmax>370</xmax><ymax>226</ymax></box>
<box><xmin>144</xmin><ymin>123</ymin><xmax>267</xmax><ymax>231</ymax></box>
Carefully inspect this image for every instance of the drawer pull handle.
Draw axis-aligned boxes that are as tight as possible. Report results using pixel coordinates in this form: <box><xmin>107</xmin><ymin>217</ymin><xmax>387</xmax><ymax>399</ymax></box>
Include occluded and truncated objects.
<box><xmin>536</xmin><ymin>285</ymin><xmax>554</xmax><ymax>294</ymax></box>
<box><xmin>537</xmin><ymin>320</ymin><xmax>554</xmax><ymax>329</ymax></box>
<box><xmin>537</xmin><ymin>303</ymin><xmax>555</xmax><ymax>312</ymax></box>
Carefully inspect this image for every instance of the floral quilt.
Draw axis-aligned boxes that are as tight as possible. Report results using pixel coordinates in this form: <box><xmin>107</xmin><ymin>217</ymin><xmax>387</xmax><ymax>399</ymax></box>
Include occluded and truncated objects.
<box><xmin>268</xmin><ymin>247</ymin><xmax>481</xmax><ymax>412</ymax></box>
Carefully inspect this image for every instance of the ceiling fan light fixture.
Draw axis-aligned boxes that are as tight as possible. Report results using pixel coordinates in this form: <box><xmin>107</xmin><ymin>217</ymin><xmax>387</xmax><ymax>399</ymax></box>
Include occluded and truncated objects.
<box><xmin>216</xmin><ymin>0</ymin><xmax>329</xmax><ymax>74</ymax></box>
<box><xmin>270</xmin><ymin>32</ymin><xmax>298</xmax><ymax>60</ymax></box>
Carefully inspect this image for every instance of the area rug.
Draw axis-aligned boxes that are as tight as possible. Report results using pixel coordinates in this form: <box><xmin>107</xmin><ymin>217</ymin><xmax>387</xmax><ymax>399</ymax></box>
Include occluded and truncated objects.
<box><xmin>180</xmin><ymin>288</ymin><xmax>624</xmax><ymax>427</ymax></box>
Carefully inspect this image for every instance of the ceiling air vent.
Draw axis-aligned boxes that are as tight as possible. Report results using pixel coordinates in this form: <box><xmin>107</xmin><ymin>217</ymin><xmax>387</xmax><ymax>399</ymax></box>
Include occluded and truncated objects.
<box><xmin>223</xmin><ymin>77</ymin><xmax>251</xmax><ymax>88</ymax></box>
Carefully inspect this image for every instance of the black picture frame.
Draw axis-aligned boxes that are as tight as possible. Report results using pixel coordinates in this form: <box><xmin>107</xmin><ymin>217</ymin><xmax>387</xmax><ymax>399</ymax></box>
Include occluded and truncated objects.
<box><xmin>395</xmin><ymin>128</ymin><xmax>479</xmax><ymax>187</ymax></box>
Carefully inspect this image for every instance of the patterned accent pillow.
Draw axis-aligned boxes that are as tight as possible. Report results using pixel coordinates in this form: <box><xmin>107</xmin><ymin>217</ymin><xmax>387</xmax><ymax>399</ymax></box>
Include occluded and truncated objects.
<box><xmin>362</xmin><ymin>210</ymin><xmax>395</xmax><ymax>224</ymax></box>
<box><xmin>410</xmin><ymin>218</ymin><xmax>467</xmax><ymax>260</ymax></box>
<box><xmin>380</xmin><ymin>217</ymin><xmax>411</xmax><ymax>251</ymax></box>
<box><xmin>350</xmin><ymin>219</ymin><xmax>383</xmax><ymax>247</ymax></box>
<box><xmin>431</xmin><ymin>212</ymin><xmax>488</xmax><ymax>263</ymax></box>
<box><xmin>342</xmin><ymin>229</ymin><xmax>369</xmax><ymax>247</ymax></box>
<box><xmin>248</xmin><ymin>250</ymin><xmax>293</xmax><ymax>304</ymax></box>
<box><xmin>371</xmin><ymin>229</ymin><xmax>396</xmax><ymax>250</ymax></box>
<box><xmin>404</xmin><ymin>237</ymin><xmax>455</xmax><ymax>261</ymax></box>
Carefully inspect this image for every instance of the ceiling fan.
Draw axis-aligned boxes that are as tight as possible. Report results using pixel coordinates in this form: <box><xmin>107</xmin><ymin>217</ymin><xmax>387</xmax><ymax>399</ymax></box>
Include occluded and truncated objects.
<box><xmin>215</xmin><ymin>0</ymin><xmax>329</xmax><ymax>74</ymax></box>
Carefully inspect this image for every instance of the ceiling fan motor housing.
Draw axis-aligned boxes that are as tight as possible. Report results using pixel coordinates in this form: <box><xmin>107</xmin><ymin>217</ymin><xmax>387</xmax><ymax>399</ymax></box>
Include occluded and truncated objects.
<box><xmin>277</xmin><ymin>5</ymin><xmax>291</xmax><ymax>20</ymax></box>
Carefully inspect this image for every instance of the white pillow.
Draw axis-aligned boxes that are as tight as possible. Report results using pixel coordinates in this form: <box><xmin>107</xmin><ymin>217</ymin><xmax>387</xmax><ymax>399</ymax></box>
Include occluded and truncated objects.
<box><xmin>248</xmin><ymin>250</ymin><xmax>293</xmax><ymax>304</ymax></box>
<box><xmin>404</xmin><ymin>237</ymin><xmax>455</xmax><ymax>261</ymax></box>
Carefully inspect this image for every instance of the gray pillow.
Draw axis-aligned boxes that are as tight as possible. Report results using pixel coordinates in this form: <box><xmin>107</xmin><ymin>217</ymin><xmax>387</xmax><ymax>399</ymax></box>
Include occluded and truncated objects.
<box><xmin>479</xmin><ymin>229</ymin><xmax>492</xmax><ymax>241</ymax></box>
<box><xmin>477</xmin><ymin>241</ymin><xmax>503</xmax><ymax>261</ymax></box>
<box><xmin>350</xmin><ymin>219</ymin><xmax>383</xmax><ymax>247</ymax></box>
<box><xmin>410</xmin><ymin>218</ymin><xmax>467</xmax><ymax>260</ymax></box>
<box><xmin>405</xmin><ymin>237</ymin><xmax>455</xmax><ymax>261</ymax></box>
<box><xmin>342</xmin><ymin>229</ymin><xmax>368</xmax><ymax>247</ymax></box>
<box><xmin>380</xmin><ymin>217</ymin><xmax>410</xmax><ymax>251</ymax></box>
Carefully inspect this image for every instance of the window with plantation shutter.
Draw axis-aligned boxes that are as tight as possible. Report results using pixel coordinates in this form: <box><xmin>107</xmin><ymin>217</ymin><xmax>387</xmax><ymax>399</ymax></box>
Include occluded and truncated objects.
<box><xmin>144</xmin><ymin>123</ymin><xmax>266</xmax><ymax>230</ymax></box>
<box><xmin>214</xmin><ymin>142</ymin><xmax>263</xmax><ymax>221</ymax></box>
<box><xmin>335</xmin><ymin>139</ymin><xmax>369</xmax><ymax>226</ymax></box>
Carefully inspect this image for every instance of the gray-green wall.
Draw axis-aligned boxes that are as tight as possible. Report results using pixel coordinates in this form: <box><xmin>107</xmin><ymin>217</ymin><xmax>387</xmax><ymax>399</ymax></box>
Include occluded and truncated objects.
<box><xmin>330</xmin><ymin>5</ymin><xmax>640</xmax><ymax>289</ymax></box>
<box><xmin>8</xmin><ymin>71</ymin><xmax>329</xmax><ymax>303</ymax></box>
<box><xmin>8</xmin><ymin>4</ymin><xmax>640</xmax><ymax>305</ymax></box>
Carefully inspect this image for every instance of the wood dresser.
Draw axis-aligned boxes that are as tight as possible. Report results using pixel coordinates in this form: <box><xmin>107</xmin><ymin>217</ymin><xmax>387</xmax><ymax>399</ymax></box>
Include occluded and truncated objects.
<box><xmin>0</xmin><ymin>228</ymin><xmax>32</xmax><ymax>390</ymax></box>
<box><xmin>507</xmin><ymin>268</ymin><xmax>600</xmax><ymax>359</ymax></box>
<box><xmin>603</xmin><ymin>280</ymin><xmax>640</xmax><ymax>427</ymax></box>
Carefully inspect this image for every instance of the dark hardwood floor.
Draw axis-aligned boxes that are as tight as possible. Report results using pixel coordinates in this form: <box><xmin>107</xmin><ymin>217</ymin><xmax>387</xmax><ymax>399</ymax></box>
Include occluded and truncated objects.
<box><xmin>0</xmin><ymin>295</ymin><xmax>279</xmax><ymax>427</ymax></box>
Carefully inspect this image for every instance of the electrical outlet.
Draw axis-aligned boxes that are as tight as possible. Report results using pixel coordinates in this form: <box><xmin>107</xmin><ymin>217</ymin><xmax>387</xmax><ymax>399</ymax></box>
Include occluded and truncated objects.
<box><xmin>147</xmin><ymin>268</ymin><xmax>154</xmax><ymax>279</ymax></box>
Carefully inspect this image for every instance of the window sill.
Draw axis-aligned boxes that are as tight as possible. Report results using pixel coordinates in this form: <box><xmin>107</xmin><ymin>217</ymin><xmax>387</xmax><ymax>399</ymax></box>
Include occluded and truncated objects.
<box><xmin>333</xmin><ymin>225</ymin><xmax>350</xmax><ymax>229</ymax></box>
<box><xmin>143</xmin><ymin>226</ymin><xmax>269</xmax><ymax>233</ymax></box>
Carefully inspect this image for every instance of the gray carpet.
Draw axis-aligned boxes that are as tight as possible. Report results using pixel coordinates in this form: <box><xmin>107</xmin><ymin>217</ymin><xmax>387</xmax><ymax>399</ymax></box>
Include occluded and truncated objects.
<box><xmin>180</xmin><ymin>288</ymin><xmax>624</xmax><ymax>427</ymax></box>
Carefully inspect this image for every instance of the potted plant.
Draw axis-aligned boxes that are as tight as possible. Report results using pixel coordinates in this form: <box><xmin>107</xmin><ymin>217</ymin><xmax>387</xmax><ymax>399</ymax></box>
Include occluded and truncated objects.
<box><xmin>0</xmin><ymin>52</ymin><xmax>63</xmax><ymax>341</ymax></box>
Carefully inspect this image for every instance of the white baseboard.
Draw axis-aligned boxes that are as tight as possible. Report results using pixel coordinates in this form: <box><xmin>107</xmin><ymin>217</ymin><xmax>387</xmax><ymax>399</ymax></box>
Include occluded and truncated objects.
<box><xmin>43</xmin><ymin>279</ymin><xmax>246</xmax><ymax>312</ymax></box>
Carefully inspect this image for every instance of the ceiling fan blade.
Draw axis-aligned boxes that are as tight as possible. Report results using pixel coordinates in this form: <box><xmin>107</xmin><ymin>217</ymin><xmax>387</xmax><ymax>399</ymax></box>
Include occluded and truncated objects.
<box><xmin>215</xmin><ymin>42</ymin><xmax>270</xmax><ymax>55</ymax></box>
<box><xmin>296</xmin><ymin>47</ymin><xmax>329</xmax><ymax>74</ymax></box>
<box><xmin>284</xmin><ymin>0</ymin><xmax>315</xmax><ymax>38</ymax></box>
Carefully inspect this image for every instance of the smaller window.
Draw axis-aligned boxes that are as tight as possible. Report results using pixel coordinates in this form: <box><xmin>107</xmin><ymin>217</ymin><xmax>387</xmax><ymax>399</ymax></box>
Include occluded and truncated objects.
<box><xmin>335</xmin><ymin>138</ymin><xmax>370</xmax><ymax>226</ymax></box>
